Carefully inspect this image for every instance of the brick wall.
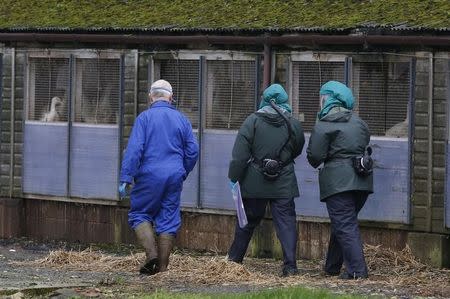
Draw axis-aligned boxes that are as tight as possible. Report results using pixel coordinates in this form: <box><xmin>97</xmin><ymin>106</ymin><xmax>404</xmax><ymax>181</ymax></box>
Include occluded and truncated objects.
<box><xmin>0</xmin><ymin>51</ymin><xmax>9</xmax><ymax>196</ymax></box>
<box><xmin>412</xmin><ymin>52</ymin><xmax>450</xmax><ymax>234</ymax></box>
<box><xmin>121</xmin><ymin>50</ymin><xmax>151</xmax><ymax>170</ymax></box>
<box><xmin>0</xmin><ymin>198</ymin><xmax>23</xmax><ymax>238</ymax></box>
<box><xmin>412</xmin><ymin>53</ymin><xmax>432</xmax><ymax>231</ymax></box>
<box><xmin>431</xmin><ymin>53</ymin><xmax>449</xmax><ymax>233</ymax></box>
<box><xmin>0</xmin><ymin>49</ymin><xmax>25</xmax><ymax>198</ymax></box>
<box><xmin>122</xmin><ymin>50</ymin><xmax>138</xmax><ymax>148</ymax></box>
<box><xmin>0</xmin><ymin>197</ymin><xmax>409</xmax><ymax>261</ymax></box>
<box><xmin>22</xmin><ymin>199</ymin><xmax>135</xmax><ymax>244</ymax></box>
<box><xmin>138</xmin><ymin>53</ymin><xmax>150</xmax><ymax>114</ymax></box>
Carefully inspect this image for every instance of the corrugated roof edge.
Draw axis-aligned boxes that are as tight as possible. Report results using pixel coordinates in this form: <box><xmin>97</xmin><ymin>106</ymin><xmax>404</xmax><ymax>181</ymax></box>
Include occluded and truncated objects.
<box><xmin>0</xmin><ymin>25</ymin><xmax>448</xmax><ymax>35</ymax></box>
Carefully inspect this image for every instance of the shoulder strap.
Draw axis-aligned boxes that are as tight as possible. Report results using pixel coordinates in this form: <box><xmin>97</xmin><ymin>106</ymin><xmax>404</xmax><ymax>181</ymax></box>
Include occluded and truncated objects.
<box><xmin>269</xmin><ymin>101</ymin><xmax>294</xmax><ymax>161</ymax></box>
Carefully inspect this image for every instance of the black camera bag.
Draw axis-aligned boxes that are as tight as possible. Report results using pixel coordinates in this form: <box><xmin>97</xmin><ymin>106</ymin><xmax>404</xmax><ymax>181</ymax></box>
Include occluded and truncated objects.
<box><xmin>352</xmin><ymin>146</ymin><xmax>373</xmax><ymax>177</ymax></box>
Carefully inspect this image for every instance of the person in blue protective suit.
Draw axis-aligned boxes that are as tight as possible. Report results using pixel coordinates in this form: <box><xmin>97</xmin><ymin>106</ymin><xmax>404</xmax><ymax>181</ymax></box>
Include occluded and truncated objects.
<box><xmin>307</xmin><ymin>81</ymin><xmax>373</xmax><ymax>280</ymax></box>
<box><xmin>228</xmin><ymin>84</ymin><xmax>305</xmax><ymax>277</ymax></box>
<box><xmin>119</xmin><ymin>79</ymin><xmax>199</xmax><ymax>275</ymax></box>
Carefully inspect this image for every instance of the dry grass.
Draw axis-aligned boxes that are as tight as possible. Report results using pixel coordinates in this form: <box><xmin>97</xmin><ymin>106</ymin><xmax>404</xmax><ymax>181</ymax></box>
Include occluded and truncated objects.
<box><xmin>13</xmin><ymin>244</ymin><xmax>450</xmax><ymax>297</ymax></box>
<box><xmin>21</xmin><ymin>248</ymin><xmax>142</xmax><ymax>272</ymax></box>
<box><xmin>364</xmin><ymin>244</ymin><xmax>450</xmax><ymax>290</ymax></box>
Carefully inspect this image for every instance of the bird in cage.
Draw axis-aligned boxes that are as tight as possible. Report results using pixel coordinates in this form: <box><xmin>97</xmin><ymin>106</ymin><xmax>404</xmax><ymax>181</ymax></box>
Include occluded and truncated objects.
<box><xmin>41</xmin><ymin>96</ymin><xmax>64</xmax><ymax>122</ymax></box>
<box><xmin>81</xmin><ymin>84</ymin><xmax>117</xmax><ymax>124</ymax></box>
<box><xmin>385</xmin><ymin>102</ymin><xmax>410</xmax><ymax>138</ymax></box>
<box><xmin>385</xmin><ymin>118</ymin><xmax>408</xmax><ymax>138</ymax></box>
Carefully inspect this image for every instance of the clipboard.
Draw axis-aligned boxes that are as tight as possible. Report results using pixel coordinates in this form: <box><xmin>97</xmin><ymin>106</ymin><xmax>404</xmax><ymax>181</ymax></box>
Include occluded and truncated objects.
<box><xmin>230</xmin><ymin>182</ymin><xmax>248</xmax><ymax>228</ymax></box>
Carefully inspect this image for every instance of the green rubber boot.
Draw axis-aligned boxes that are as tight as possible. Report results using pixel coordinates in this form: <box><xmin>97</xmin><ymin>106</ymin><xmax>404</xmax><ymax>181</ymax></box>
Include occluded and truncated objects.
<box><xmin>158</xmin><ymin>234</ymin><xmax>175</xmax><ymax>272</ymax></box>
<box><xmin>134</xmin><ymin>222</ymin><xmax>159</xmax><ymax>275</ymax></box>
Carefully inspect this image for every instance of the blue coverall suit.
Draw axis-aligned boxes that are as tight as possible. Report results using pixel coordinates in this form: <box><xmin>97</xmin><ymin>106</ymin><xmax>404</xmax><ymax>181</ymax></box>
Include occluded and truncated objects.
<box><xmin>120</xmin><ymin>100</ymin><xmax>199</xmax><ymax>235</ymax></box>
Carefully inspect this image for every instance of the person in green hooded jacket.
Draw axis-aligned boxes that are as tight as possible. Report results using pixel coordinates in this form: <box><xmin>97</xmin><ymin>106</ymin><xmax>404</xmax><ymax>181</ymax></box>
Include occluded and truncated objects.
<box><xmin>307</xmin><ymin>81</ymin><xmax>373</xmax><ymax>280</ymax></box>
<box><xmin>228</xmin><ymin>84</ymin><xmax>305</xmax><ymax>277</ymax></box>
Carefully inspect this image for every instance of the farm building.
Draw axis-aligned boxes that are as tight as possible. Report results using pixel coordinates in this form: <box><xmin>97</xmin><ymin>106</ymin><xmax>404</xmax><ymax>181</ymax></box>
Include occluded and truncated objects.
<box><xmin>0</xmin><ymin>1</ymin><xmax>449</xmax><ymax>268</ymax></box>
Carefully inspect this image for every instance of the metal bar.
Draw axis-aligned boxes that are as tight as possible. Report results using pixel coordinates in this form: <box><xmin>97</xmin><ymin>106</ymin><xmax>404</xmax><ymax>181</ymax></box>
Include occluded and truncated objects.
<box><xmin>0</xmin><ymin>53</ymin><xmax>3</xmax><ymax>176</ymax></box>
<box><xmin>287</xmin><ymin>55</ymin><xmax>296</xmax><ymax>116</ymax></box>
<box><xmin>117</xmin><ymin>54</ymin><xmax>125</xmax><ymax>198</ymax></box>
<box><xmin>147</xmin><ymin>55</ymin><xmax>154</xmax><ymax>86</ymax></box>
<box><xmin>254</xmin><ymin>54</ymin><xmax>261</xmax><ymax>111</ymax></box>
<box><xmin>271</xmin><ymin>35</ymin><xmax>450</xmax><ymax>46</ymax></box>
<box><xmin>21</xmin><ymin>52</ymin><xmax>28</xmax><ymax>196</ymax></box>
<box><xmin>263</xmin><ymin>42</ymin><xmax>271</xmax><ymax>89</ymax></box>
<box><xmin>146</xmin><ymin>55</ymin><xmax>154</xmax><ymax>108</ymax></box>
<box><xmin>344</xmin><ymin>56</ymin><xmax>352</xmax><ymax>86</ymax></box>
<box><xmin>270</xmin><ymin>48</ymin><xmax>276</xmax><ymax>84</ymax></box>
<box><xmin>0</xmin><ymin>33</ymin><xmax>449</xmax><ymax>46</ymax></box>
<box><xmin>9</xmin><ymin>48</ymin><xmax>15</xmax><ymax>198</ymax></box>
<box><xmin>67</xmin><ymin>54</ymin><xmax>74</xmax><ymax>197</ymax></box>
<box><xmin>133</xmin><ymin>50</ymin><xmax>139</xmax><ymax>118</ymax></box>
<box><xmin>446</xmin><ymin>59</ymin><xmax>450</xmax><ymax>228</ymax></box>
<box><xmin>382</xmin><ymin>56</ymin><xmax>388</xmax><ymax>135</ymax></box>
<box><xmin>427</xmin><ymin>53</ymin><xmax>434</xmax><ymax>232</ymax></box>
<box><xmin>23</xmin><ymin>193</ymin><xmax>126</xmax><ymax>207</ymax></box>
<box><xmin>196</xmin><ymin>56</ymin><xmax>205</xmax><ymax>209</ymax></box>
<box><xmin>118</xmin><ymin>54</ymin><xmax>125</xmax><ymax>200</ymax></box>
<box><xmin>408</xmin><ymin>57</ymin><xmax>416</xmax><ymax>224</ymax></box>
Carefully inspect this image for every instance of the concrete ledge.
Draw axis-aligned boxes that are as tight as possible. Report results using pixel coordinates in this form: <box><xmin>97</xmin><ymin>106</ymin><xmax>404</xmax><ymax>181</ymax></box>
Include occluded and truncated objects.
<box><xmin>408</xmin><ymin>232</ymin><xmax>450</xmax><ymax>268</ymax></box>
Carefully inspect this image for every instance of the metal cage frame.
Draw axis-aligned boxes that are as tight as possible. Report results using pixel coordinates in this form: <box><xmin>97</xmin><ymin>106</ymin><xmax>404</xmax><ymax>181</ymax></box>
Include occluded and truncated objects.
<box><xmin>22</xmin><ymin>49</ymin><xmax>125</xmax><ymax>203</ymax></box>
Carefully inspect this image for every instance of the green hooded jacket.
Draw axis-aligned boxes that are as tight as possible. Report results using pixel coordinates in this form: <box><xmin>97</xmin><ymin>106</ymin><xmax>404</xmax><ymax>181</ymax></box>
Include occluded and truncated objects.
<box><xmin>307</xmin><ymin>109</ymin><xmax>374</xmax><ymax>201</ymax></box>
<box><xmin>307</xmin><ymin>81</ymin><xmax>373</xmax><ymax>201</ymax></box>
<box><xmin>228</xmin><ymin>110</ymin><xmax>305</xmax><ymax>199</ymax></box>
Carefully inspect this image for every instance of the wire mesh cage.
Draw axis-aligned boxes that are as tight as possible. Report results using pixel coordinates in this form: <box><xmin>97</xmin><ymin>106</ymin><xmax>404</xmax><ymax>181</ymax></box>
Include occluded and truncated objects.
<box><xmin>353</xmin><ymin>61</ymin><xmax>410</xmax><ymax>137</ymax></box>
<box><xmin>24</xmin><ymin>51</ymin><xmax>123</xmax><ymax>200</ymax></box>
<box><xmin>205</xmin><ymin>60</ymin><xmax>256</xmax><ymax>130</ymax></box>
<box><xmin>157</xmin><ymin>59</ymin><xmax>200</xmax><ymax>128</ymax></box>
<box><xmin>292</xmin><ymin>61</ymin><xmax>345</xmax><ymax>131</ymax></box>
<box><xmin>74</xmin><ymin>58</ymin><xmax>120</xmax><ymax>125</ymax></box>
<box><xmin>28</xmin><ymin>57</ymin><xmax>70</xmax><ymax>122</ymax></box>
<box><xmin>289</xmin><ymin>55</ymin><xmax>411</xmax><ymax>136</ymax></box>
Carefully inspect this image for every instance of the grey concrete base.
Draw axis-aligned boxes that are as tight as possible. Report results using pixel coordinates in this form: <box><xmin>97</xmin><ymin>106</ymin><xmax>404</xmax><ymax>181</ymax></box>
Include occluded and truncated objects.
<box><xmin>408</xmin><ymin>232</ymin><xmax>450</xmax><ymax>268</ymax></box>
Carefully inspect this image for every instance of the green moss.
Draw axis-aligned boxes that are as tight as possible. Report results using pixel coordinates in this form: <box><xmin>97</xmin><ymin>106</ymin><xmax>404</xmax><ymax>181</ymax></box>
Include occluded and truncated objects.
<box><xmin>429</xmin><ymin>245</ymin><xmax>443</xmax><ymax>267</ymax></box>
<box><xmin>0</xmin><ymin>0</ymin><xmax>448</xmax><ymax>30</ymax></box>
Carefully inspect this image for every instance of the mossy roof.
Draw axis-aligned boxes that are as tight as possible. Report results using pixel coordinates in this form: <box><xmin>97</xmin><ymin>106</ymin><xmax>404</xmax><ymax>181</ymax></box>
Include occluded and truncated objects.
<box><xmin>0</xmin><ymin>0</ymin><xmax>449</xmax><ymax>33</ymax></box>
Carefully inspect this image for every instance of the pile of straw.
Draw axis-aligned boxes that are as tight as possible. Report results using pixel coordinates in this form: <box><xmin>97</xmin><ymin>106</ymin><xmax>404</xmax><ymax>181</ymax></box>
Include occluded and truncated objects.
<box><xmin>14</xmin><ymin>244</ymin><xmax>450</xmax><ymax>295</ymax></box>
<box><xmin>21</xmin><ymin>248</ymin><xmax>142</xmax><ymax>272</ymax></box>
<box><xmin>364</xmin><ymin>244</ymin><xmax>450</xmax><ymax>290</ymax></box>
<box><xmin>16</xmin><ymin>249</ymin><xmax>272</xmax><ymax>284</ymax></box>
<box><xmin>168</xmin><ymin>254</ymin><xmax>270</xmax><ymax>284</ymax></box>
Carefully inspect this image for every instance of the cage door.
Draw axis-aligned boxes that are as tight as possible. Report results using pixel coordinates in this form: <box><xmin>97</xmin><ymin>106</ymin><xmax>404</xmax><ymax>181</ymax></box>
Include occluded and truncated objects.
<box><xmin>69</xmin><ymin>57</ymin><xmax>121</xmax><ymax>200</ymax></box>
<box><xmin>23</xmin><ymin>57</ymin><xmax>70</xmax><ymax>196</ymax></box>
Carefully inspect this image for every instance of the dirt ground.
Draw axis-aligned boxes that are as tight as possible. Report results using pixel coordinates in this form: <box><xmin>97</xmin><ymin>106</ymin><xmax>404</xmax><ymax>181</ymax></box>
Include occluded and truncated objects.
<box><xmin>0</xmin><ymin>238</ymin><xmax>449</xmax><ymax>299</ymax></box>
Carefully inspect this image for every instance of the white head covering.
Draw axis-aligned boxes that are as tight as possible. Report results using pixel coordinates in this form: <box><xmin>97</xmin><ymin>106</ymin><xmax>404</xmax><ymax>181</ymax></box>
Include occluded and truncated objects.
<box><xmin>149</xmin><ymin>79</ymin><xmax>173</xmax><ymax>96</ymax></box>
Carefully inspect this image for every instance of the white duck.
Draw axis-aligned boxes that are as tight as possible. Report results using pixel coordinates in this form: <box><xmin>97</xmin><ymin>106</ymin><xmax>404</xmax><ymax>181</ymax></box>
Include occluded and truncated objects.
<box><xmin>385</xmin><ymin>103</ymin><xmax>410</xmax><ymax>138</ymax></box>
<box><xmin>41</xmin><ymin>96</ymin><xmax>63</xmax><ymax>122</ymax></box>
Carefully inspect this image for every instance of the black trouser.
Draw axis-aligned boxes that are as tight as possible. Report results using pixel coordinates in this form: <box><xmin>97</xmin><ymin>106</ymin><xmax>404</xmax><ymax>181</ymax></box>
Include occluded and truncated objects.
<box><xmin>325</xmin><ymin>191</ymin><xmax>368</xmax><ymax>277</ymax></box>
<box><xmin>228</xmin><ymin>198</ymin><xmax>298</xmax><ymax>271</ymax></box>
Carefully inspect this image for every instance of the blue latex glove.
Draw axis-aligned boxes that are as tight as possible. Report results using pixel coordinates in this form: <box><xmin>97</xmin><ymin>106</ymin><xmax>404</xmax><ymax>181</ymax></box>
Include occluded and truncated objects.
<box><xmin>118</xmin><ymin>182</ymin><xmax>130</xmax><ymax>199</ymax></box>
<box><xmin>229</xmin><ymin>181</ymin><xmax>236</xmax><ymax>190</ymax></box>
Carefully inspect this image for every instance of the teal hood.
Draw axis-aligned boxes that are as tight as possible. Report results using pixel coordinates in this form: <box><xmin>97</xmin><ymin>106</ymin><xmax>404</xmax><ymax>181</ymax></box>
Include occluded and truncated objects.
<box><xmin>259</xmin><ymin>84</ymin><xmax>292</xmax><ymax>113</ymax></box>
<box><xmin>318</xmin><ymin>81</ymin><xmax>354</xmax><ymax>119</ymax></box>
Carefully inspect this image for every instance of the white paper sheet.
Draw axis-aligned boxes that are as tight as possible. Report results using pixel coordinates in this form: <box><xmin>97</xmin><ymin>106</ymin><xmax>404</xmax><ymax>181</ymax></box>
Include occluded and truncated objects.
<box><xmin>230</xmin><ymin>182</ymin><xmax>248</xmax><ymax>228</ymax></box>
